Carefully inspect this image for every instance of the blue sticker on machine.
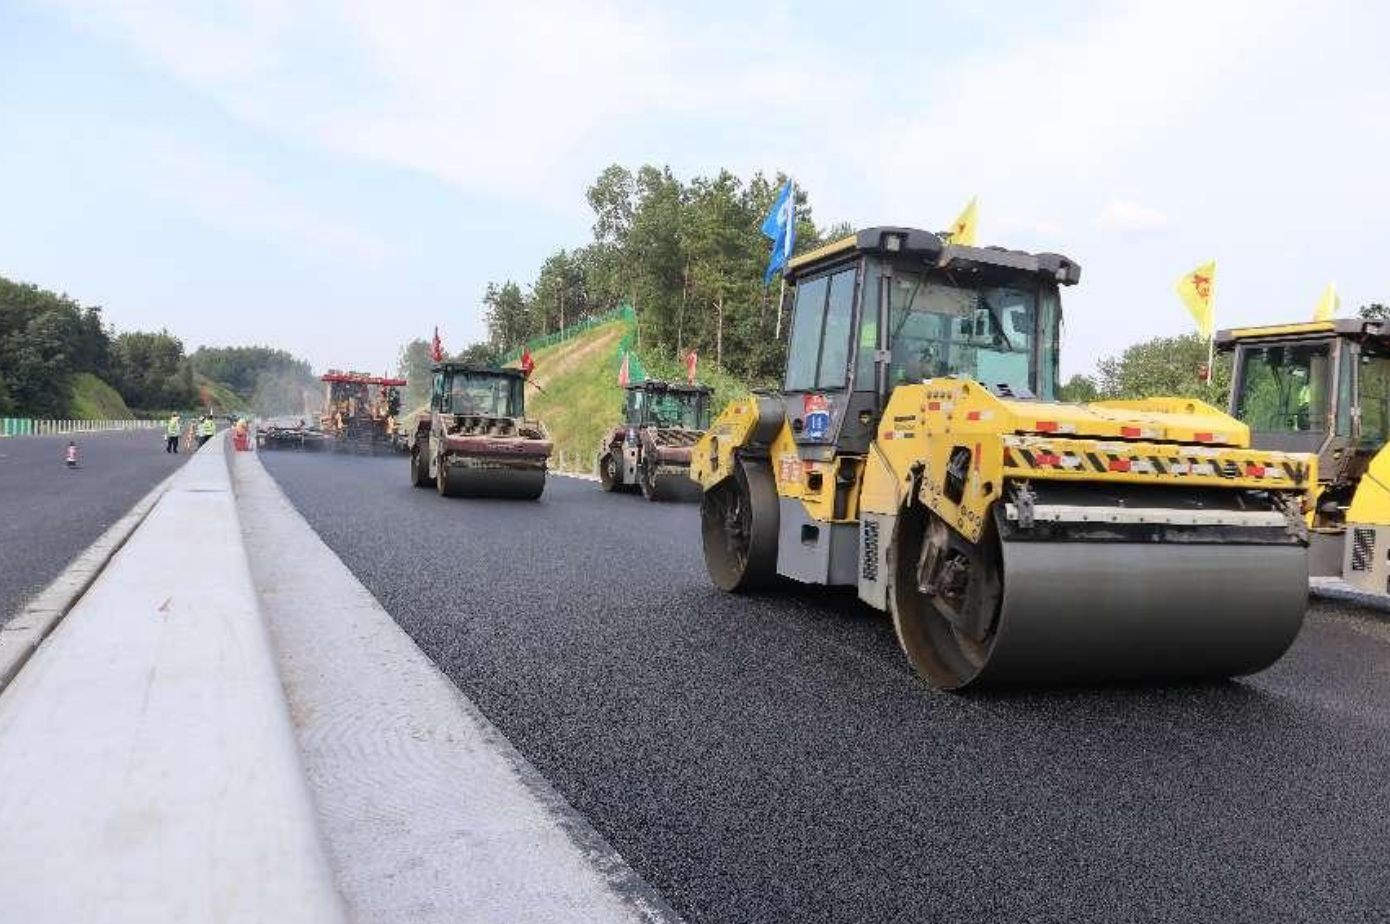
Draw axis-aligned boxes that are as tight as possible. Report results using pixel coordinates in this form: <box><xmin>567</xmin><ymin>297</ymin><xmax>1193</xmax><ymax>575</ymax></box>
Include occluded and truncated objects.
<box><xmin>803</xmin><ymin>394</ymin><xmax>831</xmax><ymax>441</ymax></box>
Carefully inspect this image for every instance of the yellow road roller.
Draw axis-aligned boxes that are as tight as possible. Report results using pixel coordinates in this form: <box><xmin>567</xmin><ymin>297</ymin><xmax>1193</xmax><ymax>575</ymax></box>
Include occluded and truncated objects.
<box><xmin>691</xmin><ymin>227</ymin><xmax>1318</xmax><ymax>689</ymax></box>
<box><xmin>1217</xmin><ymin>318</ymin><xmax>1390</xmax><ymax>593</ymax></box>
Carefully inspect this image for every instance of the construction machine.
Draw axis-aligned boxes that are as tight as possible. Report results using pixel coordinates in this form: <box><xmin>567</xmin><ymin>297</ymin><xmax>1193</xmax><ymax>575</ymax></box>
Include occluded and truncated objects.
<box><xmin>256</xmin><ymin>416</ymin><xmax>327</xmax><ymax>451</ymax></box>
<box><xmin>319</xmin><ymin>371</ymin><xmax>405</xmax><ymax>452</ymax></box>
<box><xmin>409</xmin><ymin>363</ymin><xmax>552</xmax><ymax>499</ymax></box>
<box><xmin>1217</xmin><ymin>318</ymin><xmax>1390</xmax><ymax>593</ymax></box>
<box><xmin>691</xmin><ymin>227</ymin><xmax>1318</xmax><ymax>690</ymax></box>
<box><xmin>597</xmin><ymin>380</ymin><xmax>713</xmax><ymax>501</ymax></box>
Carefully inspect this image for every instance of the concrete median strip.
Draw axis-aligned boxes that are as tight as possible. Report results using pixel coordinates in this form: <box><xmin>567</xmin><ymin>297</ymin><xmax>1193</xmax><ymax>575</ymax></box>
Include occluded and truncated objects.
<box><xmin>232</xmin><ymin>442</ymin><xmax>683</xmax><ymax>923</ymax></box>
<box><xmin>0</xmin><ymin>467</ymin><xmax>177</xmax><ymax>692</ymax></box>
<box><xmin>0</xmin><ymin>430</ymin><xmax>679</xmax><ymax>922</ymax></box>
<box><xmin>0</xmin><ymin>433</ymin><xmax>346</xmax><ymax>923</ymax></box>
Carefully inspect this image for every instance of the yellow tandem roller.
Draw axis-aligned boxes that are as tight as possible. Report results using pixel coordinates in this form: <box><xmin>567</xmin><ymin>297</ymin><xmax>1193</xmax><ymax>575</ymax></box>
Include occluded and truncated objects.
<box><xmin>691</xmin><ymin>227</ymin><xmax>1316</xmax><ymax>689</ymax></box>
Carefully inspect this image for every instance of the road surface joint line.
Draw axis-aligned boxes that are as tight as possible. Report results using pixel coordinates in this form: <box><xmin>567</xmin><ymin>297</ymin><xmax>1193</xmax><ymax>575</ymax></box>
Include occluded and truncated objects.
<box><xmin>0</xmin><ymin>432</ymin><xmax>347</xmax><ymax>924</ymax></box>
<box><xmin>235</xmin><ymin>441</ymin><xmax>683</xmax><ymax>924</ymax></box>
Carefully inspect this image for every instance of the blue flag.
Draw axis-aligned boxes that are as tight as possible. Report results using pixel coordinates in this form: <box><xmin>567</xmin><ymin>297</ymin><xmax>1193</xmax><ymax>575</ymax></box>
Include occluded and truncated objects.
<box><xmin>761</xmin><ymin>181</ymin><xmax>796</xmax><ymax>283</ymax></box>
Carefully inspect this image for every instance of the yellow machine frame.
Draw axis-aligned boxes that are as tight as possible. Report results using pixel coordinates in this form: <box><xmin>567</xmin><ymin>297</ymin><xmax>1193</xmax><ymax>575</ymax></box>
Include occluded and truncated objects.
<box><xmin>692</xmin><ymin>226</ymin><xmax>1318</xmax><ymax>689</ymax></box>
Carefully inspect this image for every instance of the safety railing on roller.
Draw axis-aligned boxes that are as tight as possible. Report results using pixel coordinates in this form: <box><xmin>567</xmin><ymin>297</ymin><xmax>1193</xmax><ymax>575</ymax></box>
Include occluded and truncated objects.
<box><xmin>0</xmin><ymin>418</ymin><xmax>165</xmax><ymax>437</ymax></box>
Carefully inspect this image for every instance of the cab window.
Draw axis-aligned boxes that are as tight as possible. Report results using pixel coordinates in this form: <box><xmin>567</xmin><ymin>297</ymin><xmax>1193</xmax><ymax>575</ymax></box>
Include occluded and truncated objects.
<box><xmin>784</xmin><ymin>266</ymin><xmax>858</xmax><ymax>391</ymax></box>
<box><xmin>1357</xmin><ymin>350</ymin><xmax>1390</xmax><ymax>447</ymax></box>
<box><xmin>1235</xmin><ymin>343</ymin><xmax>1331</xmax><ymax>432</ymax></box>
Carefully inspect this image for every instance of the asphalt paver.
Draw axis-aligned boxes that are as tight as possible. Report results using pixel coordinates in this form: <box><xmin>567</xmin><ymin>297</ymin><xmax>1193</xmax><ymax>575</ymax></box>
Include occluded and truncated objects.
<box><xmin>263</xmin><ymin>449</ymin><xmax>1390</xmax><ymax>924</ymax></box>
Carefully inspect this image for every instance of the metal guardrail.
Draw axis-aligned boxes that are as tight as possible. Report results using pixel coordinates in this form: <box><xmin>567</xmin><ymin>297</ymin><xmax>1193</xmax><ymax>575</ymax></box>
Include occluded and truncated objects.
<box><xmin>0</xmin><ymin>418</ymin><xmax>163</xmax><ymax>437</ymax></box>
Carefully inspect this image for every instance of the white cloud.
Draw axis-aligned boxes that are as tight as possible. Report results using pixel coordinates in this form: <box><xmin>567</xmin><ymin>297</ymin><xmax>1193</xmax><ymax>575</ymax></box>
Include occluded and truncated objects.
<box><xmin>1098</xmin><ymin>200</ymin><xmax>1169</xmax><ymax>231</ymax></box>
<box><xmin>120</xmin><ymin>130</ymin><xmax>389</xmax><ymax>266</ymax></box>
<box><xmin>44</xmin><ymin>0</ymin><xmax>860</xmax><ymax>203</ymax></box>
<box><xmin>32</xmin><ymin>0</ymin><xmax>1390</xmax><ymax>377</ymax></box>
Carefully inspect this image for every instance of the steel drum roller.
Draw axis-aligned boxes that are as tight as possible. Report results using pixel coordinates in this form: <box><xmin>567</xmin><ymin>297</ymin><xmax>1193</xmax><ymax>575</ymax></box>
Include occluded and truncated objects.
<box><xmin>952</xmin><ymin>542</ymin><xmax>1306</xmax><ymax>689</ymax></box>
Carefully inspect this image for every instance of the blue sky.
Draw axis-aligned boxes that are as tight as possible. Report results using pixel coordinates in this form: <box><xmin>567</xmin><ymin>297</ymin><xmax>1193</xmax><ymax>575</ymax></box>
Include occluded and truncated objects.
<box><xmin>2</xmin><ymin>1</ymin><xmax>1389</xmax><ymax>379</ymax></box>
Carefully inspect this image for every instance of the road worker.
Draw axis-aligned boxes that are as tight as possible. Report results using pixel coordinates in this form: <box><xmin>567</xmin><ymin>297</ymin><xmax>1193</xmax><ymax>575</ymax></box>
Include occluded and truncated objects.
<box><xmin>196</xmin><ymin>414</ymin><xmax>216</xmax><ymax>447</ymax></box>
<box><xmin>165</xmin><ymin>414</ymin><xmax>181</xmax><ymax>453</ymax></box>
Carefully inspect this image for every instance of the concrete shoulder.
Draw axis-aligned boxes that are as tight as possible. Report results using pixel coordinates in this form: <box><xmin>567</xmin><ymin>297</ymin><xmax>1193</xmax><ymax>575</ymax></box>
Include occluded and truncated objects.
<box><xmin>0</xmin><ymin>434</ymin><xmax>346</xmax><ymax>924</ymax></box>
<box><xmin>233</xmin><ymin>446</ymin><xmax>683</xmax><ymax>924</ymax></box>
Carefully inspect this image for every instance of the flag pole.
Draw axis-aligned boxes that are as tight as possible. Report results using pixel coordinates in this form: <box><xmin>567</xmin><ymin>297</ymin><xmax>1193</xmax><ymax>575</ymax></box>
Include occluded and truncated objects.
<box><xmin>775</xmin><ymin>178</ymin><xmax>794</xmax><ymax>339</ymax></box>
<box><xmin>1206</xmin><ymin>276</ymin><xmax>1216</xmax><ymax>385</ymax></box>
<box><xmin>776</xmin><ymin>275</ymin><xmax>787</xmax><ymax>339</ymax></box>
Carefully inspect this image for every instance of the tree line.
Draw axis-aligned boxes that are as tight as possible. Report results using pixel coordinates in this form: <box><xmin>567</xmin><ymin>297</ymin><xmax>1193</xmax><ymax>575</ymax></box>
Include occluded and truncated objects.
<box><xmin>0</xmin><ymin>274</ymin><xmax>316</xmax><ymax>417</ymax></box>
<box><xmin>0</xmin><ymin>276</ymin><xmax>195</xmax><ymax>416</ymax></box>
<box><xmin>474</xmin><ymin>164</ymin><xmax>846</xmax><ymax>384</ymax></box>
<box><xmin>1061</xmin><ymin>303</ymin><xmax>1390</xmax><ymax>405</ymax></box>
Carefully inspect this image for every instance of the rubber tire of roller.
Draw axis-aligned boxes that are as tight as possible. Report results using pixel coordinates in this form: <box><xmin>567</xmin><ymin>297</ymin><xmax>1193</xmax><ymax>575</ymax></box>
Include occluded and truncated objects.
<box><xmin>640</xmin><ymin>459</ymin><xmax>658</xmax><ymax>502</ymax></box>
<box><xmin>410</xmin><ymin>448</ymin><xmax>432</xmax><ymax>488</ymax></box>
<box><xmin>700</xmin><ymin>457</ymin><xmax>779</xmax><ymax>592</ymax></box>
<box><xmin>436</xmin><ymin>455</ymin><xmax>458</xmax><ymax>498</ymax></box>
<box><xmin>599</xmin><ymin>453</ymin><xmax>620</xmax><ymax>492</ymax></box>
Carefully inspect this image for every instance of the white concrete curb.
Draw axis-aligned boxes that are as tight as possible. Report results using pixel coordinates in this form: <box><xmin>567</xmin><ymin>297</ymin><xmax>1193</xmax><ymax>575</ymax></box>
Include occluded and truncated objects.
<box><xmin>0</xmin><ymin>468</ymin><xmax>178</xmax><ymax>693</ymax></box>
<box><xmin>234</xmin><ymin>443</ymin><xmax>682</xmax><ymax>923</ymax></box>
<box><xmin>0</xmin><ymin>432</ymin><xmax>346</xmax><ymax>924</ymax></box>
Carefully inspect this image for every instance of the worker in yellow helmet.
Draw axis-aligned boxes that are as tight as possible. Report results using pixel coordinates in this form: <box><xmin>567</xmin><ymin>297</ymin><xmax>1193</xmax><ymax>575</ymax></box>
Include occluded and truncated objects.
<box><xmin>165</xmin><ymin>414</ymin><xmax>181</xmax><ymax>454</ymax></box>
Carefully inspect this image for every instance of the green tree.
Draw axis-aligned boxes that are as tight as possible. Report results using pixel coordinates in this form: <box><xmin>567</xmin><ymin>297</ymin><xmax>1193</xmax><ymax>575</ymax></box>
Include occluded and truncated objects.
<box><xmin>530</xmin><ymin>250</ymin><xmax>589</xmax><ymax>335</ymax></box>
<box><xmin>109</xmin><ymin>330</ymin><xmax>197</xmax><ymax>410</ymax></box>
<box><xmin>1059</xmin><ymin>374</ymin><xmax>1099</xmax><ymax>403</ymax></box>
<box><xmin>396</xmin><ymin>338</ymin><xmax>436</xmax><ymax>411</ymax></box>
<box><xmin>0</xmin><ymin>276</ymin><xmax>114</xmax><ymax>417</ymax></box>
<box><xmin>482</xmin><ymin>281</ymin><xmax>532</xmax><ymax>353</ymax></box>
<box><xmin>454</xmin><ymin>342</ymin><xmax>500</xmax><ymax>366</ymax></box>
<box><xmin>481</xmin><ymin>164</ymin><xmax>839</xmax><ymax>388</ymax></box>
<box><xmin>1359</xmin><ymin>303</ymin><xmax>1390</xmax><ymax>320</ymax></box>
<box><xmin>1094</xmin><ymin>333</ymin><xmax>1231</xmax><ymax>406</ymax></box>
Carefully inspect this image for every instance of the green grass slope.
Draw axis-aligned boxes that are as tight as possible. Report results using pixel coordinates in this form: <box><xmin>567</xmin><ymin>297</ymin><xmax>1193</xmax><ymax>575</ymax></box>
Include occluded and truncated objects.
<box><xmin>68</xmin><ymin>373</ymin><xmax>134</xmax><ymax>419</ymax></box>
<box><xmin>515</xmin><ymin>318</ymin><xmax>757</xmax><ymax>473</ymax></box>
<box><xmin>522</xmin><ymin>320</ymin><xmax>629</xmax><ymax>472</ymax></box>
<box><xmin>196</xmin><ymin>375</ymin><xmax>252</xmax><ymax>414</ymax></box>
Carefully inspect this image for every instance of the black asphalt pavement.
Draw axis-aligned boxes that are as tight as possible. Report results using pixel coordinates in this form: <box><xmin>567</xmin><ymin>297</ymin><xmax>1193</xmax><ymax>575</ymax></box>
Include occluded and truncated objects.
<box><xmin>0</xmin><ymin>430</ymin><xmax>187</xmax><ymax>624</ymax></box>
<box><xmin>264</xmin><ymin>449</ymin><xmax>1390</xmax><ymax>924</ymax></box>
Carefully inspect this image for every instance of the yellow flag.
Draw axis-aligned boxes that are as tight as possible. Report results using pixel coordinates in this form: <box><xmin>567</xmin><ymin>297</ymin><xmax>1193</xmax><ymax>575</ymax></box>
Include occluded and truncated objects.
<box><xmin>1175</xmin><ymin>260</ymin><xmax>1217</xmax><ymax>338</ymax></box>
<box><xmin>948</xmin><ymin>197</ymin><xmax>978</xmax><ymax>246</ymax></box>
<box><xmin>1313</xmin><ymin>282</ymin><xmax>1339</xmax><ymax>321</ymax></box>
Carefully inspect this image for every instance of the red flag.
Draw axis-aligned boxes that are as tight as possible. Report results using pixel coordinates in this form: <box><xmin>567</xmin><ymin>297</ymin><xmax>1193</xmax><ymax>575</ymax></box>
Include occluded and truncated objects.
<box><xmin>430</xmin><ymin>327</ymin><xmax>444</xmax><ymax>362</ymax></box>
<box><xmin>521</xmin><ymin>345</ymin><xmax>535</xmax><ymax>376</ymax></box>
<box><xmin>685</xmin><ymin>350</ymin><xmax>698</xmax><ymax>384</ymax></box>
<box><xmin>617</xmin><ymin>352</ymin><xmax>630</xmax><ymax>387</ymax></box>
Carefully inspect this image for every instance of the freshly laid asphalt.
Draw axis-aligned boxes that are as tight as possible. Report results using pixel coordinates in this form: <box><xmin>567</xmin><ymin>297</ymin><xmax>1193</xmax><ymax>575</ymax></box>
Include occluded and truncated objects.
<box><xmin>263</xmin><ymin>449</ymin><xmax>1390</xmax><ymax>924</ymax></box>
<box><xmin>0</xmin><ymin>431</ymin><xmax>187</xmax><ymax>624</ymax></box>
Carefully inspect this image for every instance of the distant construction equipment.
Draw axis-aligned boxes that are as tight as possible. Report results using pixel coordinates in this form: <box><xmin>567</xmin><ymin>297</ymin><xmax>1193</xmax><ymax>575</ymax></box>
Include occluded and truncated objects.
<box><xmin>408</xmin><ymin>363</ymin><xmax>553</xmax><ymax>499</ymax></box>
<box><xmin>1219</xmin><ymin>318</ymin><xmax>1390</xmax><ymax>594</ymax></box>
<box><xmin>259</xmin><ymin>371</ymin><xmax>405</xmax><ymax>453</ymax></box>
<box><xmin>597</xmin><ymin>380</ymin><xmax>713</xmax><ymax>501</ymax></box>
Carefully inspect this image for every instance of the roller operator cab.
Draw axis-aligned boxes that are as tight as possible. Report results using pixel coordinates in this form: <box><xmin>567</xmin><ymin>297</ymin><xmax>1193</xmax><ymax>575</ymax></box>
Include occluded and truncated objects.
<box><xmin>692</xmin><ymin>227</ymin><xmax>1319</xmax><ymax>690</ymax></box>
<box><xmin>1218</xmin><ymin>319</ymin><xmax>1390</xmax><ymax>590</ymax></box>
<box><xmin>409</xmin><ymin>363</ymin><xmax>553</xmax><ymax>499</ymax></box>
<box><xmin>597</xmin><ymin>380</ymin><xmax>714</xmax><ymax>501</ymax></box>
